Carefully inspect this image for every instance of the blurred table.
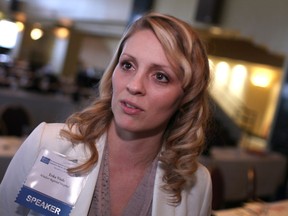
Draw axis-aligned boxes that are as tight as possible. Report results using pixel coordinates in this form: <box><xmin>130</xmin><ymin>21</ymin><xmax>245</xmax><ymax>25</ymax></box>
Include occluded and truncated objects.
<box><xmin>213</xmin><ymin>199</ymin><xmax>288</xmax><ymax>216</ymax></box>
<box><xmin>0</xmin><ymin>88</ymin><xmax>82</xmax><ymax>129</ymax></box>
<box><xmin>0</xmin><ymin>136</ymin><xmax>23</xmax><ymax>183</ymax></box>
<box><xmin>200</xmin><ymin>147</ymin><xmax>287</xmax><ymax>202</ymax></box>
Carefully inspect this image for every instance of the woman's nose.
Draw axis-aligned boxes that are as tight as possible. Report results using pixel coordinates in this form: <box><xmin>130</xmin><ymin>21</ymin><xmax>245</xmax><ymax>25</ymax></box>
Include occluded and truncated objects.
<box><xmin>126</xmin><ymin>72</ymin><xmax>146</xmax><ymax>95</ymax></box>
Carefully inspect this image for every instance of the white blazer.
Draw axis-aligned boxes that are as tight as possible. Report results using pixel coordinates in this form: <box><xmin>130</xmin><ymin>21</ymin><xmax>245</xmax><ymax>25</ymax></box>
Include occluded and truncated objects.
<box><xmin>0</xmin><ymin>122</ymin><xmax>212</xmax><ymax>216</ymax></box>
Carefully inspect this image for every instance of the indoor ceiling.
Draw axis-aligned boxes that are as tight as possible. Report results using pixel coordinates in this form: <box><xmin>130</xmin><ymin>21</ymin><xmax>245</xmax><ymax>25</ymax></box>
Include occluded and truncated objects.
<box><xmin>0</xmin><ymin>0</ymin><xmax>285</xmax><ymax>65</ymax></box>
<box><xmin>0</xmin><ymin>0</ymin><xmax>133</xmax><ymax>36</ymax></box>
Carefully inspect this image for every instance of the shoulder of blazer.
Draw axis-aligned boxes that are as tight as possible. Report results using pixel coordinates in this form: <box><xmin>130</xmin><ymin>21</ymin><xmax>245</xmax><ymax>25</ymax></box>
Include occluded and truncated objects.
<box><xmin>37</xmin><ymin>121</ymin><xmax>106</xmax><ymax>162</ymax></box>
<box><xmin>151</xmin><ymin>162</ymin><xmax>212</xmax><ymax>216</ymax></box>
<box><xmin>34</xmin><ymin>122</ymin><xmax>93</xmax><ymax>162</ymax></box>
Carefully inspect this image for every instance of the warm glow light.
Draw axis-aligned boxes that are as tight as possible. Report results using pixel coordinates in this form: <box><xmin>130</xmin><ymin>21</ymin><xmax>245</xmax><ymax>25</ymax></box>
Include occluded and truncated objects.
<box><xmin>16</xmin><ymin>21</ymin><xmax>24</xmax><ymax>32</ymax></box>
<box><xmin>215</xmin><ymin>61</ymin><xmax>230</xmax><ymax>85</ymax></box>
<box><xmin>54</xmin><ymin>27</ymin><xmax>69</xmax><ymax>39</ymax></box>
<box><xmin>229</xmin><ymin>64</ymin><xmax>247</xmax><ymax>94</ymax></box>
<box><xmin>209</xmin><ymin>27</ymin><xmax>223</xmax><ymax>35</ymax></box>
<box><xmin>250</xmin><ymin>69</ymin><xmax>273</xmax><ymax>87</ymax></box>
<box><xmin>0</xmin><ymin>20</ymin><xmax>18</xmax><ymax>48</ymax></box>
<box><xmin>208</xmin><ymin>59</ymin><xmax>214</xmax><ymax>71</ymax></box>
<box><xmin>30</xmin><ymin>28</ymin><xmax>43</xmax><ymax>40</ymax></box>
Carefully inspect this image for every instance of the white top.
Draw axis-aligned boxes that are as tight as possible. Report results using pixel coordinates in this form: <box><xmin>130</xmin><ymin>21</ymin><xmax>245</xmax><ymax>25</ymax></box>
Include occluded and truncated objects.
<box><xmin>0</xmin><ymin>122</ymin><xmax>212</xmax><ymax>216</ymax></box>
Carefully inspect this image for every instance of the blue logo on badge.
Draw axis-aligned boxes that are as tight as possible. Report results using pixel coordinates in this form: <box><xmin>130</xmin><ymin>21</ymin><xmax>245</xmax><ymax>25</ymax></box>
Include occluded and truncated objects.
<box><xmin>40</xmin><ymin>156</ymin><xmax>50</xmax><ymax>164</ymax></box>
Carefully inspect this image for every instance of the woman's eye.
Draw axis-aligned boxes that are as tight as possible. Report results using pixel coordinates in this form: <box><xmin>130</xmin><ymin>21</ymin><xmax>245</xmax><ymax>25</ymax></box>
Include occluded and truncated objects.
<box><xmin>121</xmin><ymin>61</ymin><xmax>133</xmax><ymax>71</ymax></box>
<box><xmin>155</xmin><ymin>72</ymin><xmax>169</xmax><ymax>83</ymax></box>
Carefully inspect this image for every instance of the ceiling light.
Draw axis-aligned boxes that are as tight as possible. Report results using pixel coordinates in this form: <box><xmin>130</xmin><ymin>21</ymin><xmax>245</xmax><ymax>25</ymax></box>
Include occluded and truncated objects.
<box><xmin>16</xmin><ymin>21</ymin><xmax>24</xmax><ymax>32</ymax></box>
<box><xmin>54</xmin><ymin>27</ymin><xmax>69</xmax><ymax>39</ymax></box>
<box><xmin>30</xmin><ymin>27</ymin><xmax>43</xmax><ymax>40</ymax></box>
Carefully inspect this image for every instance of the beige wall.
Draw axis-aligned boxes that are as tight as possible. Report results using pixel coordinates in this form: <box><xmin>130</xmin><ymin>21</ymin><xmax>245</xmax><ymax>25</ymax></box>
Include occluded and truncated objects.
<box><xmin>156</xmin><ymin>0</ymin><xmax>288</xmax><ymax>57</ymax></box>
<box><xmin>219</xmin><ymin>0</ymin><xmax>288</xmax><ymax>57</ymax></box>
<box><xmin>79</xmin><ymin>35</ymin><xmax>119</xmax><ymax>70</ymax></box>
<box><xmin>154</xmin><ymin>0</ymin><xmax>199</xmax><ymax>23</ymax></box>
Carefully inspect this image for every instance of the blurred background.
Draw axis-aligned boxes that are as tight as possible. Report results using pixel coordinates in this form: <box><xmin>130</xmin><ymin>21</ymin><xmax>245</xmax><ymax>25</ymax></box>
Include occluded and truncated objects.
<box><xmin>0</xmin><ymin>0</ymin><xmax>288</xmax><ymax>212</ymax></box>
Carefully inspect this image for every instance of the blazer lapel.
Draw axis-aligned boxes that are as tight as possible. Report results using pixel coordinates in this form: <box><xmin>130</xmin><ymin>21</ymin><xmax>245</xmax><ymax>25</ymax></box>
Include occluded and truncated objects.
<box><xmin>69</xmin><ymin>135</ymin><xmax>106</xmax><ymax>216</ymax></box>
<box><xmin>152</xmin><ymin>163</ymin><xmax>176</xmax><ymax>216</ymax></box>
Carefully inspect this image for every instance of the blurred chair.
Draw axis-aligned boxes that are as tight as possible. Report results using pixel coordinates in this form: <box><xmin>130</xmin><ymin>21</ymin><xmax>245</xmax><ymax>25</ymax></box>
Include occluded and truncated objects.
<box><xmin>210</xmin><ymin>166</ymin><xmax>225</xmax><ymax>210</ymax></box>
<box><xmin>247</xmin><ymin>166</ymin><xmax>257</xmax><ymax>201</ymax></box>
<box><xmin>0</xmin><ymin>105</ymin><xmax>31</xmax><ymax>137</ymax></box>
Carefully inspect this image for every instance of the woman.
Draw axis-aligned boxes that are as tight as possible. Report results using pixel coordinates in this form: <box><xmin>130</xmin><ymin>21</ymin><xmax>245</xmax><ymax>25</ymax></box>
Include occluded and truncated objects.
<box><xmin>0</xmin><ymin>12</ymin><xmax>212</xmax><ymax>216</ymax></box>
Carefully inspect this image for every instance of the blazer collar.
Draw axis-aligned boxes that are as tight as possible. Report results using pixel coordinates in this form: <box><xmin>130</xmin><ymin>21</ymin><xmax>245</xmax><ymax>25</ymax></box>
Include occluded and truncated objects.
<box><xmin>69</xmin><ymin>134</ymin><xmax>106</xmax><ymax>216</ymax></box>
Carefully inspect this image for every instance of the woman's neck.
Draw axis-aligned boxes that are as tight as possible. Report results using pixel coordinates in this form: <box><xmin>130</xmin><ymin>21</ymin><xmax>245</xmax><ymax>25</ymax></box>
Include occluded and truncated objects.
<box><xmin>107</xmin><ymin>121</ymin><xmax>162</xmax><ymax>169</ymax></box>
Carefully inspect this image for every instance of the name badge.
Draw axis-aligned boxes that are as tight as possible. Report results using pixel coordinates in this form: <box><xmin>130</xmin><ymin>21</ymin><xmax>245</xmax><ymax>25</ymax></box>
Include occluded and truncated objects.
<box><xmin>15</xmin><ymin>148</ymin><xmax>88</xmax><ymax>216</ymax></box>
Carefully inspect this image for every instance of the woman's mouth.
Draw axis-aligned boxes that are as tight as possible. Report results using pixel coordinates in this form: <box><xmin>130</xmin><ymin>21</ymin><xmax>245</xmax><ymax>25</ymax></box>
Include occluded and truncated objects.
<box><xmin>125</xmin><ymin>102</ymin><xmax>137</xmax><ymax>109</ymax></box>
<box><xmin>121</xmin><ymin>101</ymin><xmax>143</xmax><ymax>114</ymax></box>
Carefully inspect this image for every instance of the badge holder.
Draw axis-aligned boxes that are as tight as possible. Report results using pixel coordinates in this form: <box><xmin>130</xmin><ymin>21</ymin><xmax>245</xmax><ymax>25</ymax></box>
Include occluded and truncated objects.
<box><xmin>15</xmin><ymin>148</ymin><xmax>88</xmax><ymax>216</ymax></box>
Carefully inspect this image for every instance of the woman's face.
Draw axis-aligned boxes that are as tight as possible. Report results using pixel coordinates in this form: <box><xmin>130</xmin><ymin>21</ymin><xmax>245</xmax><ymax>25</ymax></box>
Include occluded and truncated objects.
<box><xmin>111</xmin><ymin>29</ymin><xmax>184</xmax><ymax>137</ymax></box>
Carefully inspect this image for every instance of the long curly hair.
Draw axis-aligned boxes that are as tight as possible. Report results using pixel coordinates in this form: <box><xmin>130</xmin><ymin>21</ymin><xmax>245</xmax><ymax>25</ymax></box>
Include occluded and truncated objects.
<box><xmin>61</xmin><ymin>12</ymin><xmax>210</xmax><ymax>204</ymax></box>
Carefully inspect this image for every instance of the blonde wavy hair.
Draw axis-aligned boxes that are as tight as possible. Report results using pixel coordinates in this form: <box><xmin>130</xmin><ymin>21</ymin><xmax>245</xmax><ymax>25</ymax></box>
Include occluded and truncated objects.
<box><xmin>61</xmin><ymin>12</ymin><xmax>210</xmax><ymax>204</ymax></box>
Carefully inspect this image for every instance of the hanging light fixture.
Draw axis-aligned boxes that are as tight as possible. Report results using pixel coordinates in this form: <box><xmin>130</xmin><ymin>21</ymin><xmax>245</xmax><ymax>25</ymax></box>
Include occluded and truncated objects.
<box><xmin>54</xmin><ymin>26</ymin><xmax>69</xmax><ymax>39</ymax></box>
<box><xmin>15</xmin><ymin>21</ymin><xmax>24</xmax><ymax>32</ymax></box>
<box><xmin>53</xmin><ymin>18</ymin><xmax>72</xmax><ymax>39</ymax></box>
<box><xmin>30</xmin><ymin>23</ymin><xmax>43</xmax><ymax>40</ymax></box>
